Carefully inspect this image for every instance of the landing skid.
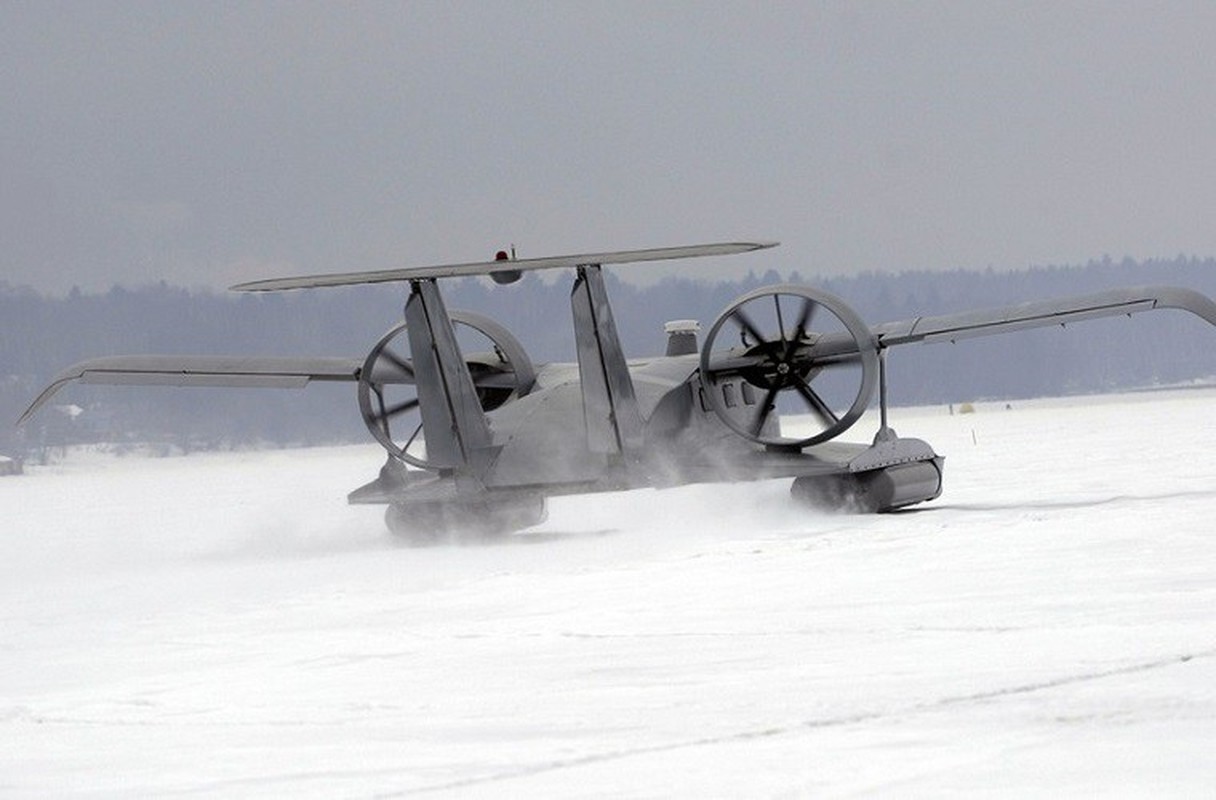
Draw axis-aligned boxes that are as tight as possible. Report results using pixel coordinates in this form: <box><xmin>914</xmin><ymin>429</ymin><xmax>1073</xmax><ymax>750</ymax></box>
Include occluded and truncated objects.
<box><xmin>791</xmin><ymin>457</ymin><xmax>944</xmax><ymax>513</ymax></box>
<box><xmin>383</xmin><ymin>493</ymin><xmax>548</xmax><ymax>545</ymax></box>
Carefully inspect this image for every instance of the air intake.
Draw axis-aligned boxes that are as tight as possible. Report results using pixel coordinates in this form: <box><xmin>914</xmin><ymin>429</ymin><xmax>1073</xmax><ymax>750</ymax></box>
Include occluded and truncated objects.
<box><xmin>664</xmin><ymin>319</ymin><xmax>701</xmax><ymax>356</ymax></box>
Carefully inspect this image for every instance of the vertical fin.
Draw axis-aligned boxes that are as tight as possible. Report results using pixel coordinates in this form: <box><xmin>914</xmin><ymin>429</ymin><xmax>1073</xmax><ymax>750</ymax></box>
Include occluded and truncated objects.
<box><xmin>404</xmin><ymin>280</ymin><xmax>493</xmax><ymax>474</ymax></box>
<box><xmin>571</xmin><ymin>265</ymin><xmax>644</xmax><ymax>455</ymax></box>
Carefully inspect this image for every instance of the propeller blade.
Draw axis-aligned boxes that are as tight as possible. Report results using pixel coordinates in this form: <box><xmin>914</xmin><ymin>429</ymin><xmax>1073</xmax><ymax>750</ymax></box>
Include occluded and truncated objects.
<box><xmin>383</xmin><ymin>397</ymin><xmax>420</xmax><ymax>418</ymax></box>
<box><xmin>380</xmin><ymin>348</ymin><xmax>414</xmax><ymax>376</ymax></box>
<box><xmin>729</xmin><ymin>308</ymin><xmax>768</xmax><ymax>347</ymax></box>
<box><xmin>794</xmin><ymin>378</ymin><xmax>839</xmax><ymax>428</ymax></box>
<box><xmin>749</xmin><ymin>385</ymin><xmax>781</xmax><ymax>436</ymax></box>
<box><xmin>793</xmin><ymin>297</ymin><xmax>817</xmax><ymax>341</ymax></box>
<box><xmin>783</xmin><ymin>297</ymin><xmax>817</xmax><ymax>360</ymax></box>
<box><xmin>774</xmin><ymin>295</ymin><xmax>787</xmax><ymax>347</ymax></box>
<box><xmin>404</xmin><ymin>422</ymin><xmax>424</xmax><ymax>452</ymax></box>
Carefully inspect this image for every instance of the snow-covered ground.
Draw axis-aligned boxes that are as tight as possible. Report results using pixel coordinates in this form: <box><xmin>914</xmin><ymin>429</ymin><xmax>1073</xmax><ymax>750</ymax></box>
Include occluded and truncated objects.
<box><xmin>3</xmin><ymin>389</ymin><xmax>1214</xmax><ymax>797</ymax></box>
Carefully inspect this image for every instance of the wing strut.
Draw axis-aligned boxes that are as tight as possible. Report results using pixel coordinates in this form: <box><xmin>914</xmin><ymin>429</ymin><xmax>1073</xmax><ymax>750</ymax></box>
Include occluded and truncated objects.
<box><xmin>403</xmin><ymin>279</ymin><xmax>495</xmax><ymax>480</ymax></box>
<box><xmin>571</xmin><ymin>265</ymin><xmax>644</xmax><ymax>457</ymax></box>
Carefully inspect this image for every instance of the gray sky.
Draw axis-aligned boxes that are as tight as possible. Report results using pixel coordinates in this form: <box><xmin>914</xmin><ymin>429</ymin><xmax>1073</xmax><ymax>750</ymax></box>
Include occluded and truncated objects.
<box><xmin>5</xmin><ymin>2</ymin><xmax>1216</xmax><ymax>294</ymax></box>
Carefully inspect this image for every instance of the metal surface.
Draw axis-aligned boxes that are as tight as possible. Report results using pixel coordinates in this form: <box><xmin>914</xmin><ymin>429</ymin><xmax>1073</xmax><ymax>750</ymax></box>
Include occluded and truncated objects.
<box><xmin>18</xmin><ymin>355</ymin><xmax>360</xmax><ymax>425</ymax></box>
<box><xmin>401</xmin><ymin>280</ymin><xmax>494</xmax><ymax>477</ymax></box>
<box><xmin>231</xmin><ymin>241</ymin><xmax>779</xmax><ymax>292</ymax></box>
<box><xmin>571</xmin><ymin>265</ymin><xmax>644</xmax><ymax>456</ymax></box>
<box><xmin>873</xmin><ymin>285</ymin><xmax>1216</xmax><ymax>346</ymax></box>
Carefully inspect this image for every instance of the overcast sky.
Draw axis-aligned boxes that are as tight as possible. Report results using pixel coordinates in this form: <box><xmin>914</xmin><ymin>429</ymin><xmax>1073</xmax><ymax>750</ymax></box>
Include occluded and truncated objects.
<box><xmin>5</xmin><ymin>2</ymin><xmax>1216</xmax><ymax>294</ymax></box>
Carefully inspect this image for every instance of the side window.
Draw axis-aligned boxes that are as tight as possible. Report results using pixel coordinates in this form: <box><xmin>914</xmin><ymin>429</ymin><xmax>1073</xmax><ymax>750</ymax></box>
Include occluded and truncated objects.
<box><xmin>723</xmin><ymin>383</ymin><xmax>737</xmax><ymax>408</ymax></box>
<box><xmin>741</xmin><ymin>382</ymin><xmax>756</xmax><ymax>406</ymax></box>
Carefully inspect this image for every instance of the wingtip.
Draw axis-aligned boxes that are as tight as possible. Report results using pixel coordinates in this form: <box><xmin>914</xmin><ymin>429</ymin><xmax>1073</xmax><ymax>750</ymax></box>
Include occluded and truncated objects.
<box><xmin>15</xmin><ymin>393</ymin><xmax>50</xmax><ymax>427</ymax></box>
<box><xmin>228</xmin><ymin>279</ymin><xmax>273</xmax><ymax>293</ymax></box>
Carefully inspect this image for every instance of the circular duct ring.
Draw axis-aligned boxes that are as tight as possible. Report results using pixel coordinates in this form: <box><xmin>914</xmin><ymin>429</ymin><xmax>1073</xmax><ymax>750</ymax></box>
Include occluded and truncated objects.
<box><xmin>699</xmin><ymin>285</ymin><xmax>878</xmax><ymax>448</ymax></box>
<box><xmin>357</xmin><ymin>310</ymin><xmax>533</xmax><ymax>469</ymax></box>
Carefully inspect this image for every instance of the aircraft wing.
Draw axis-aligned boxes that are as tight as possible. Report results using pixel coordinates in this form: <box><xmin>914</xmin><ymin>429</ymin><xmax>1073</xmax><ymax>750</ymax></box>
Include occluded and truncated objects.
<box><xmin>18</xmin><ymin>355</ymin><xmax>363</xmax><ymax>425</ymax></box>
<box><xmin>871</xmin><ymin>285</ymin><xmax>1216</xmax><ymax>346</ymax></box>
<box><xmin>231</xmin><ymin>241</ymin><xmax>778</xmax><ymax>292</ymax></box>
<box><xmin>710</xmin><ymin>285</ymin><xmax>1216</xmax><ymax>372</ymax></box>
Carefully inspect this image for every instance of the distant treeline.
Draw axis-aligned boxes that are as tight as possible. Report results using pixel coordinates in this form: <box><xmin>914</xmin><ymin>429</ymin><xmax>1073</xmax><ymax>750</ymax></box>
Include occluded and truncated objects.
<box><xmin>4</xmin><ymin>255</ymin><xmax>1215</xmax><ymax>456</ymax></box>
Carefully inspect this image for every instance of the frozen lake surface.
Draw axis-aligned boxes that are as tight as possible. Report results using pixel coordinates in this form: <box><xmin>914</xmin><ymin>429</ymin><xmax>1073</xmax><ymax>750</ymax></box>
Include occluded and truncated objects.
<box><xmin>3</xmin><ymin>389</ymin><xmax>1215</xmax><ymax>797</ymax></box>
